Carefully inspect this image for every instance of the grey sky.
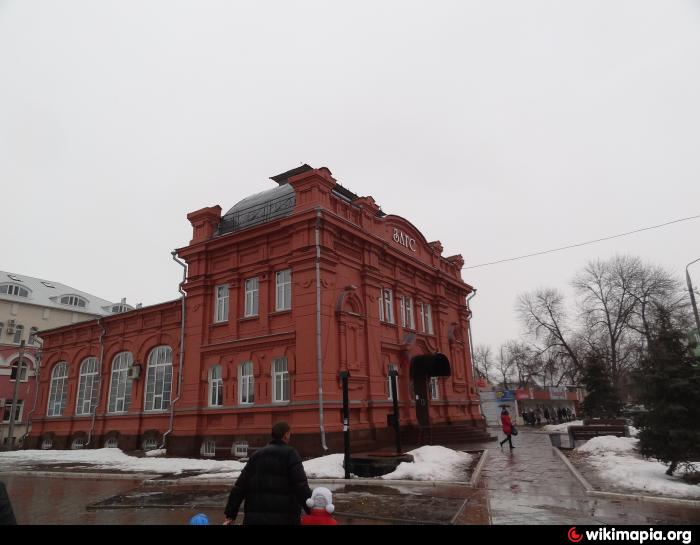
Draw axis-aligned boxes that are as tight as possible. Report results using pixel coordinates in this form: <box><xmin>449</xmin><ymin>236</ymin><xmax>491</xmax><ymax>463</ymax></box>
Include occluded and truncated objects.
<box><xmin>1</xmin><ymin>0</ymin><xmax>699</xmax><ymax>350</ymax></box>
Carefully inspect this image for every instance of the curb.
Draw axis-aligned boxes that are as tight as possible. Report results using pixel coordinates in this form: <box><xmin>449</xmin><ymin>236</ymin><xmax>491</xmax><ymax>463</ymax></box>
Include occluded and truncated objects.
<box><xmin>552</xmin><ymin>447</ymin><xmax>700</xmax><ymax>508</ymax></box>
<box><xmin>469</xmin><ymin>449</ymin><xmax>488</xmax><ymax>487</ymax></box>
<box><xmin>0</xmin><ymin>470</ymin><xmax>153</xmax><ymax>481</ymax></box>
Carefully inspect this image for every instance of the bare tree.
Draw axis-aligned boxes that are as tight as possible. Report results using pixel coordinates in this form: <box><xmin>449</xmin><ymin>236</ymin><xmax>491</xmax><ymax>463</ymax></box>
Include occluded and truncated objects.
<box><xmin>573</xmin><ymin>255</ymin><xmax>646</xmax><ymax>390</ymax></box>
<box><xmin>516</xmin><ymin>288</ymin><xmax>584</xmax><ymax>380</ymax></box>
<box><xmin>472</xmin><ymin>344</ymin><xmax>494</xmax><ymax>382</ymax></box>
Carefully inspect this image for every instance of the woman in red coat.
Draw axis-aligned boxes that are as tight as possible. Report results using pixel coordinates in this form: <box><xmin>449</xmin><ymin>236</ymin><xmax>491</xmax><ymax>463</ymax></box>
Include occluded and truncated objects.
<box><xmin>499</xmin><ymin>408</ymin><xmax>515</xmax><ymax>449</ymax></box>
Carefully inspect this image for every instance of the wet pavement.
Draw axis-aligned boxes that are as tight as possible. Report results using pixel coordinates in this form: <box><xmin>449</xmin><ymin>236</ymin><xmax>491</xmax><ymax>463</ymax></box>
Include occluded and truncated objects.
<box><xmin>1</xmin><ymin>428</ymin><xmax>698</xmax><ymax>524</ymax></box>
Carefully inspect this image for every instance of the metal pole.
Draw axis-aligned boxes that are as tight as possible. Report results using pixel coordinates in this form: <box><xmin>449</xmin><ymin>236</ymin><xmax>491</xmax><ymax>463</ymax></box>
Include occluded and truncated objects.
<box><xmin>340</xmin><ymin>371</ymin><xmax>351</xmax><ymax>479</ymax></box>
<box><xmin>686</xmin><ymin>259</ymin><xmax>700</xmax><ymax>338</ymax></box>
<box><xmin>389</xmin><ymin>369</ymin><xmax>401</xmax><ymax>454</ymax></box>
<box><xmin>6</xmin><ymin>341</ymin><xmax>25</xmax><ymax>451</ymax></box>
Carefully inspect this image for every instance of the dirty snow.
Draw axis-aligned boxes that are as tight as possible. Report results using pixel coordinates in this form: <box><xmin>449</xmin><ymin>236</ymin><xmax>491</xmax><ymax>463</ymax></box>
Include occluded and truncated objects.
<box><xmin>576</xmin><ymin>436</ymin><xmax>699</xmax><ymax>499</ymax></box>
<box><xmin>0</xmin><ymin>448</ymin><xmax>245</xmax><ymax>475</ymax></box>
<box><xmin>542</xmin><ymin>420</ymin><xmax>584</xmax><ymax>432</ymax></box>
<box><xmin>381</xmin><ymin>446</ymin><xmax>473</xmax><ymax>481</ymax></box>
<box><xmin>303</xmin><ymin>453</ymin><xmax>347</xmax><ymax>479</ymax></box>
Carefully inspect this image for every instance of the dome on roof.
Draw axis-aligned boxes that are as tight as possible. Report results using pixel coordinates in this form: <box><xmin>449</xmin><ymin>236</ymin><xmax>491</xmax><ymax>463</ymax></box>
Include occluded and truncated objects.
<box><xmin>218</xmin><ymin>183</ymin><xmax>295</xmax><ymax>235</ymax></box>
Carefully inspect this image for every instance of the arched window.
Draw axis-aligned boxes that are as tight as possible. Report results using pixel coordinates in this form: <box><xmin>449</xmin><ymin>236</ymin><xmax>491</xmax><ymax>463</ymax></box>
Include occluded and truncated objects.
<box><xmin>144</xmin><ymin>346</ymin><xmax>173</xmax><ymax>412</ymax></box>
<box><xmin>0</xmin><ymin>284</ymin><xmax>29</xmax><ymax>298</ymax></box>
<box><xmin>104</xmin><ymin>437</ymin><xmax>119</xmax><ymax>449</ymax></box>
<box><xmin>209</xmin><ymin>365</ymin><xmax>223</xmax><ymax>407</ymax></box>
<box><xmin>71</xmin><ymin>437</ymin><xmax>86</xmax><ymax>450</ymax></box>
<box><xmin>201</xmin><ymin>439</ymin><xmax>216</xmax><ymax>457</ymax></box>
<box><xmin>142</xmin><ymin>437</ymin><xmax>159</xmax><ymax>451</ymax></box>
<box><xmin>239</xmin><ymin>361</ymin><xmax>254</xmax><ymax>405</ymax></box>
<box><xmin>76</xmin><ymin>357</ymin><xmax>99</xmax><ymax>415</ymax></box>
<box><xmin>59</xmin><ymin>295</ymin><xmax>87</xmax><ymax>308</ymax></box>
<box><xmin>47</xmin><ymin>363</ymin><xmax>68</xmax><ymax>417</ymax></box>
<box><xmin>108</xmin><ymin>352</ymin><xmax>133</xmax><ymax>413</ymax></box>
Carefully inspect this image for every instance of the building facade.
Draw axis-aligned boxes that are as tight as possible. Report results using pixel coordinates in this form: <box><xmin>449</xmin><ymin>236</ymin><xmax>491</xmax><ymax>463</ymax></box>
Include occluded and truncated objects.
<box><xmin>29</xmin><ymin>166</ymin><xmax>485</xmax><ymax>457</ymax></box>
<box><xmin>0</xmin><ymin>271</ymin><xmax>130</xmax><ymax>447</ymax></box>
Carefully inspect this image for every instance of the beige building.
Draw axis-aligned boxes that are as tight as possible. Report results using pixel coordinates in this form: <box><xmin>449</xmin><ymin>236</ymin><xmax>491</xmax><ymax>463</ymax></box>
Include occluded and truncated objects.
<box><xmin>0</xmin><ymin>271</ymin><xmax>131</xmax><ymax>447</ymax></box>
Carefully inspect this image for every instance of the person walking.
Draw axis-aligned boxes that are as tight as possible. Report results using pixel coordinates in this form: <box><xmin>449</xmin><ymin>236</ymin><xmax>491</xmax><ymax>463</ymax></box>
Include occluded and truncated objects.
<box><xmin>0</xmin><ymin>481</ymin><xmax>17</xmax><ymax>525</ymax></box>
<box><xmin>223</xmin><ymin>421</ymin><xmax>312</xmax><ymax>525</ymax></box>
<box><xmin>499</xmin><ymin>407</ymin><xmax>515</xmax><ymax>450</ymax></box>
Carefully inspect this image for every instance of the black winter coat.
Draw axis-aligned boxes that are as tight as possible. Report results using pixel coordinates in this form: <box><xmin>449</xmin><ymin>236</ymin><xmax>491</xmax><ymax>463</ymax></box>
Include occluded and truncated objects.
<box><xmin>224</xmin><ymin>440</ymin><xmax>312</xmax><ymax>525</ymax></box>
<box><xmin>0</xmin><ymin>481</ymin><xmax>17</xmax><ymax>525</ymax></box>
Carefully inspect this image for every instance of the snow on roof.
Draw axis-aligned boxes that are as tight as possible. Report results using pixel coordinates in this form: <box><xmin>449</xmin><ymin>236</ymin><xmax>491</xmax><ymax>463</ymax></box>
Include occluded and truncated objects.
<box><xmin>0</xmin><ymin>271</ymin><xmax>122</xmax><ymax>316</ymax></box>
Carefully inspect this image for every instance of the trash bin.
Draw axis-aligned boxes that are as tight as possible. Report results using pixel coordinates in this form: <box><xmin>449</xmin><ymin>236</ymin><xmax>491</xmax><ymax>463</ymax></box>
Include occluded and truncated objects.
<box><xmin>548</xmin><ymin>433</ymin><xmax>562</xmax><ymax>448</ymax></box>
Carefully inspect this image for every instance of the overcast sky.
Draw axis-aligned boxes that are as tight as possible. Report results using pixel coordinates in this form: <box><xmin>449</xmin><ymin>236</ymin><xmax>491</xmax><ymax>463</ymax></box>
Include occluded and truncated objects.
<box><xmin>1</xmin><ymin>0</ymin><xmax>699</xmax><ymax>350</ymax></box>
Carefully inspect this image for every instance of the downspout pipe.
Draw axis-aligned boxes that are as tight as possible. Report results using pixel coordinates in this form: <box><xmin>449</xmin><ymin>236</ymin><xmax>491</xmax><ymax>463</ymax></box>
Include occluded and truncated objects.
<box><xmin>466</xmin><ymin>289</ymin><xmax>478</xmax><ymax>377</ymax></box>
<box><xmin>87</xmin><ymin>317</ymin><xmax>106</xmax><ymax>447</ymax></box>
<box><xmin>162</xmin><ymin>251</ymin><xmax>187</xmax><ymax>450</ymax></box>
<box><xmin>315</xmin><ymin>208</ymin><xmax>328</xmax><ymax>451</ymax></box>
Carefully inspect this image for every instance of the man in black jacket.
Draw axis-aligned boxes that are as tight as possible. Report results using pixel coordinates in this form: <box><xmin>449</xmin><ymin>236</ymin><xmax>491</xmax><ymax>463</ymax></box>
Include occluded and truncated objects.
<box><xmin>224</xmin><ymin>421</ymin><xmax>312</xmax><ymax>525</ymax></box>
<box><xmin>0</xmin><ymin>481</ymin><xmax>17</xmax><ymax>525</ymax></box>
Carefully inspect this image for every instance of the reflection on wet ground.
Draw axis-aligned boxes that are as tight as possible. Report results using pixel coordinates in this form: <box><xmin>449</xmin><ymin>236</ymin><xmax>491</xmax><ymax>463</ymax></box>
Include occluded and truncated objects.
<box><xmin>1</xmin><ymin>429</ymin><xmax>698</xmax><ymax>524</ymax></box>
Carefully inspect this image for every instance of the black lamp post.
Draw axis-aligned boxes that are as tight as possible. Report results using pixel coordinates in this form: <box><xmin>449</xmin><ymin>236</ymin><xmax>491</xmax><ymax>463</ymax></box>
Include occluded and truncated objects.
<box><xmin>389</xmin><ymin>368</ymin><xmax>401</xmax><ymax>454</ymax></box>
<box><xmin>339</xmin><ymin>370</ymin><xmax>351</xmax><ymax>479</ymax></box>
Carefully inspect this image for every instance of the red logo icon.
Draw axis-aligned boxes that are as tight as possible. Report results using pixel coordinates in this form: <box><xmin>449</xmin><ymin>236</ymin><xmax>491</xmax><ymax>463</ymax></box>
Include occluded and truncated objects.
<box><xmin>568</xmin><ymin>527</ymin><xmax>584</xmax><ymax>543</ymax></box>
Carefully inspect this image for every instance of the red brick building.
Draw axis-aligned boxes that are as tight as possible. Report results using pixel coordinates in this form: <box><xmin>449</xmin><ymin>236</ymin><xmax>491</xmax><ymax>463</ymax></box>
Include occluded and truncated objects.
<box><xmin>29</xmin><ymin>166</ymin><xmax>485</xmax><ymax>457</ymax></box>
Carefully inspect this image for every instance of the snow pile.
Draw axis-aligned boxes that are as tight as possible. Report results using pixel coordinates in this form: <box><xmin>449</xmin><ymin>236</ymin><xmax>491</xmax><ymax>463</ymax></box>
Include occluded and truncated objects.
<box><xmin>577</xmin><ymin>436</ymin><xmax>637</xmax><ymax>455</ymax></box>
<box><xmin>145</xmin><ymin>449</ymin><xmax>166</xmax><ymax>457</ymax></box>
<box><xmin>628</xmin><ymin>426</ymin><xmax>640</xmax><ymax>437</ymax></box>
<box><xmin>303</xmin><ymin>454</ymin><xmax>346</xmax><ymax>479</ymax></box>
<box><xmin>381</xmin><ymin>446</ymin><xmax>473</xmax><ymax>481</ymax></box>
<box><xmin>542</xmin><ymin>420</ymin><xmax>584</xmax><ymax>433</ymax></box>
<box><xmin>0</xmin><ymin>448</ymin><xmax>245</xmax><ymax>475</ymax></box>
<box><xmin>576</xmin><ymin>436</ymin><xmax>699</xmax><ymax>499</ymax></box>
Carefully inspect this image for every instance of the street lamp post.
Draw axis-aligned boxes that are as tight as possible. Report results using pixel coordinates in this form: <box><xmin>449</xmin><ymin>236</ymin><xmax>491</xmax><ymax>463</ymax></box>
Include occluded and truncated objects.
<box><xmin>686</xmin><ymin>258</ymin><xmax>700</xmax><ymax>339</ymax></box>
<box><xmin>6</xmin><ymin>341</ymin><xmax>25</xmax><ymax>451</ymax></box>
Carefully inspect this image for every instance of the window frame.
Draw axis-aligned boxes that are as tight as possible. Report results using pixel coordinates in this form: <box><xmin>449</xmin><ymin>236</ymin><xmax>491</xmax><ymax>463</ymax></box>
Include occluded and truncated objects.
<box><xmin>387</xmin><ymin>363</ymin><xmax>399</xmax><ymax>401</ymax></box>
<box><xmin>0</xmin><ymin>284</ymin><xmax>29</xmax><ymax>298</ymax></box>
<box><xmin>272</xmin><ymin>357</ymin><xmax>290</xmax><ymax>403</ymax></box>
<box><xmin>400</xmin><ymin>296</ymin><xmax>415</xmax><ymax>330</ymax></box>
<box><xmin>214</xmin><ymin>284</ymin><xmax>229</xmax><ymax>323</ymax></box>
<box><xmin>379</xmin><ymin>288</ymin><xmax>395</xmax><ymax>324</ymax></box>
<box><xmin>429</xmin><ymin>376</ymin><xmax>440</xmax><ymax>400</ymax></box>
<box><xmin>60</xmin><ymin>294</ymin><xmax>88</xmax><ymax>308</ymax></box>
<box><xmin>209</xmin><ymin>365</ymin><xmax>224</xmax><ymax>407</ymax></box>
<box><xmin>144</xmin><ymin>346</ymin><xmax>173</xmax><ymax>412</ymax></box>
<box><xmin>275</xmin><ymin>269</ymin><xmax>292</xmax><ymax>312</ymax></box>
<box><xmin>244</xmin><ymin>277</ymin><xmax>259</xmax><ymax>317</ymax></box>
<box><xmin>10</xmin><ymin>360</ymin><xmax>29</xmax><ymax>382</ymax></box>
<box><xmin>420</xmin><ymin>302</ymin><xmax>434</xmax><ymax>334</ymax></box>
<box><xmin>47</xmin><ymin>362</ymin><xmax>69</xmax><ymax>417</ymax></box>
<box><xmin>76</xmin><ymin>357</ymin><xmax>100</xmax><ymax>416</ymax></box>
<box><xmin>238</xmin><ymin>361</ymin><xmax>254</xmax><ymax>405</ymax></box>
<box><xmin>2</xmin><ymin>399</ymin><xmax>23</xmax><ymax>423</ymax></box>
<box><xmin>107</xmin><ymin>352</ymin><xmax>133</xmax><ymax>414</ymax></box>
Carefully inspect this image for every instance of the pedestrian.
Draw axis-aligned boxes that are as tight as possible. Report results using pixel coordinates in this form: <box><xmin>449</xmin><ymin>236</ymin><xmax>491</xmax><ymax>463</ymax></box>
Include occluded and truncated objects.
<box><xmin>223</xmin><ymin>421</ymin><xmax>312</xmax><ymax>525</ymax></box>
<box><xmin>499</xmin><ymin>407</ymin><xmax>515</xmax><ymax>450</ymax></box>
<box><xmin>301</xmin><ymin>487</ymin><xmax>338</xmax><ymax>526</ymax></box>
<box><xmin>528</xmin><ymin>409</ymin><xmax>535</xmax><ymax>426</ymax></box>
<box><xmin>0</xmin><ymin>481</ymin><xmax>17</xmax><ymax>525</ymax></box>
<box><xmin>535</xmin><ymin>407</ymin><xmax>542</xmax><ymax>426</ymax></box>
<box><xmin>543</xmin><ymin>407</ymin><xmax>550</xmax><ymax>424</ymax></box>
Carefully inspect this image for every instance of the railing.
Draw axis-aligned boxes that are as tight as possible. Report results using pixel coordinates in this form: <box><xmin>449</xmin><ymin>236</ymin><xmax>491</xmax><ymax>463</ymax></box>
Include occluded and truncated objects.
<box><xmin>217</xmin><ymin>192</ymin><xmax>296</xmax><ymax>235</ymax></box>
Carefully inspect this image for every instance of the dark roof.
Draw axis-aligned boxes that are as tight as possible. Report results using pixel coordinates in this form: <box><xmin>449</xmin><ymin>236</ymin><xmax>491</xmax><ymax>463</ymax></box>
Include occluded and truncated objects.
<box><xmin>270</xmin><ymin>164</ymin><xmax>314</xmax><ymax>185</ymax></box>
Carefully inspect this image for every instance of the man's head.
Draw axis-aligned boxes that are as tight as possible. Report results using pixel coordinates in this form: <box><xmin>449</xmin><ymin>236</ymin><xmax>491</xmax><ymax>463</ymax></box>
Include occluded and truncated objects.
<box><xmin>272</xmin><ymin>421</ymin><xmax>291</xmax><ymax>443</ymax></box>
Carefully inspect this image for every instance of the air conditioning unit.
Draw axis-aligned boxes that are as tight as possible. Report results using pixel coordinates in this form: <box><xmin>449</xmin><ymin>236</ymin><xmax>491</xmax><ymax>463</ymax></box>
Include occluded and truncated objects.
<box><xmin>127</xmin><ymin>364</ymin><xmax>141</xmax><ymax>380</ymax></box>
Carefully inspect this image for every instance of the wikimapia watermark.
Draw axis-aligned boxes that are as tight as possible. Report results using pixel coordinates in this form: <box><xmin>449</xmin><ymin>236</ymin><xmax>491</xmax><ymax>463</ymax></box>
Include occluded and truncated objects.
<box><xmin>568</xmin><ymin>527</ymin><xmax>692</xmax><ymax>544</ymax></box>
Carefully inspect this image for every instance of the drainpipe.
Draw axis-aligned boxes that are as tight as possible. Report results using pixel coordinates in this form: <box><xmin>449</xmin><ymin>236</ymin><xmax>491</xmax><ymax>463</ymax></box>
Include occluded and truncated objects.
<box><xmin>21</xmin><ymin>341</ymin><xmax>42</xmax><ymax>446</ymax></box>
<box><xmin>466</xmin><ymin>289</ymin><xmax>484</xmax><ymax>420</ymax></box>
<box><xmin>162</xmin><ymin>251</ymin><xmax>187</xmax><ymax>450</ymax></box>
<box><xmin>86</xmin><ymin>317</ymin><xmax>107</xmax><ymax>447</ymax></box>
<box><xmin>315</xmin><ymin>208</ymin><xmax>328</xmax><ymax>451</ymax></box>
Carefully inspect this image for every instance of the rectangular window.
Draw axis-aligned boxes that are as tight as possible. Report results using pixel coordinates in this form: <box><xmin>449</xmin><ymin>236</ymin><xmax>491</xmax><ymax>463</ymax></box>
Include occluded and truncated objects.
<box><xmin>209</xmin><ymin>366</ymin><xmax>223</xmax><ymax>407</ymax></box>
<box><xmin>430</xmin><ymin>377</ymin><xmax>440</xmax><ymax>400</ymax></box>
<box><xmin>215</xmin><ymin>285</ymin><xmax>229</xmax><ymax>323</ymax></box>
<box><xmin>380</xmin><ymin>289</ymin><xmax>394</xmax><ymax>324</ymax></box>
<box><xmin>10</xmin><ymin>362</ymin><xmax>28</xmax><ymax>382</ymax></box>
<box><xmin>239</xmin><ymin>361</ymin><xmax>254</xmax><ymax>404</ymax></box>
<box><xmin>275</xmin><ymin>270</ymin><xmax>292</xmax><ymax>312</ymax></box>
<box><xmin>420</xmin><ymin>303</ymin><xmax>433</xmax><ymax>334</ymax></box>
<box><xmin>244</xmin><ymin>278</ymin><xmax>259</xmax><ymax>317</ymax></box>
<box><xmin>272</xmin><ymin>358</ymin><xmax>290</xmax><ymax>402</ymax></box>
<box><xmin>13</xmin><ymin>326</ymin><xmax>23</xmax><ymax>344</ymax></box>
<box><xmin>3</xmin><ymin>400</ymin><xmax>23</xmax><ymax>423</ymax></box>
<box><xmin>400</xmin><ymin>296</ymin><xmax>414</xmax><ymax>329</ymax></box>
<box><xmin>387</xmin><ymin>364</ymin><xmax>399</xmax><ymax>401</ymax></box>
